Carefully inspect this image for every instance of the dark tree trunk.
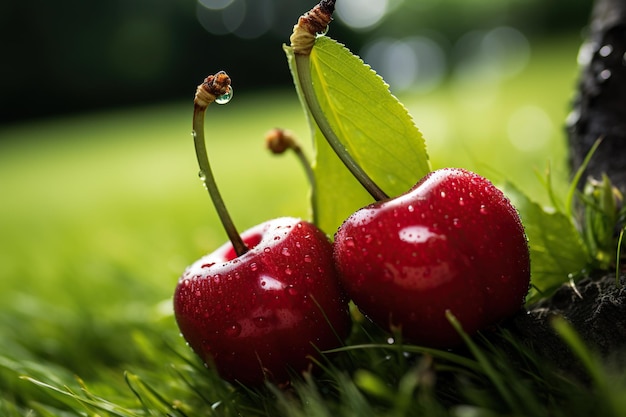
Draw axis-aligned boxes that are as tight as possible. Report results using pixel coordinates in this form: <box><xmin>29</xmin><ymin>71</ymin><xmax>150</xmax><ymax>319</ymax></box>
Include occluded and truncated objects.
<box><xmin>506</xmin><ymin>0</ymin><xmax>626</xmax><ymax>378</ymax></box>
<box><xmin>567</xmin><ymin>0</ymin><xmax>626</xmax><ymax>193</ymax></box>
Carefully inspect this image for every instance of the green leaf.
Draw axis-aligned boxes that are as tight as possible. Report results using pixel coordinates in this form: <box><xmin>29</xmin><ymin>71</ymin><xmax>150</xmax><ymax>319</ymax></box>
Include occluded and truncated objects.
<box><xmin>285</xmin><ymin>36</ymin><xmax>430</xmax><ymax>235</ymax></box>
<box><xmin>503</xmin><ymin>183</ymin><xmax>591</xmax><ymax>300</ymax></box>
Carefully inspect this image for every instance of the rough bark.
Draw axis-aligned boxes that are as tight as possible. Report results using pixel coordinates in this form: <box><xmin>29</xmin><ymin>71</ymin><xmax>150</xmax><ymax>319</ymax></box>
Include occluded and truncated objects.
<box><xmin>567</xmin><ymin>0</ymin><xmax>626</xmax><ymax>193</ymax></box>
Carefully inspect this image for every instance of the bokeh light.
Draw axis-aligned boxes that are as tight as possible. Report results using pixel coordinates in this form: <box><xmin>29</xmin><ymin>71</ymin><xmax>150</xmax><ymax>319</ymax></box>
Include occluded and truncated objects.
<box><xmin>453</xmin><ymin>26</ymin><xmax>531</xmax><ymax>84</ymax></box>
<box><xmin>335</xmin><ymin>0</ymin><xmax>389</xmax><ymax>30</ymax></box>
<box><xmin>362</xmin><ymin>36</ymin><xmax>447</xmax><ymax>93</ymax></box>
<box><xmin>197</xmin><ymin>0</ymin><xmax>275</xmax><ymax>39</ymax></box>
<box><xmin>198</xmin><ymin>0</ymin><xmax>235</xmax><ymax>10</ymax></box>
<box><xmin>507</xmin><ymin>105</ymin><xmax>554</xmax><ymax>152</ymax></box>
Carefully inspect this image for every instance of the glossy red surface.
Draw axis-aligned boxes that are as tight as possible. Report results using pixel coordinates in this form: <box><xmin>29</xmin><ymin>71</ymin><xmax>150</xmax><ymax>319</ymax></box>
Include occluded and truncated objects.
<box><xmin>174</xmin><ymin>217</ymin><xmax>350</xmax><ymax>385</ymax></box>
<box><xmin>333</xmin><ymin>168</ymin><xmax>530</xmax><ymax>347</ymax></box>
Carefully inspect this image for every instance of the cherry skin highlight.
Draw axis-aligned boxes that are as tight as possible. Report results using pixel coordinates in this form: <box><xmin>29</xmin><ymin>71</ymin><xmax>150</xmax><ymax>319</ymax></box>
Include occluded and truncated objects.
<box><xmin>333</xmin><ymin>168</ymin><xmax>530</xmax><ymax>347</ymax></box>
<box><xmin>174</xmin><ymin>217</ymin><xmax>351</xmax><ymax>385</ymax></box>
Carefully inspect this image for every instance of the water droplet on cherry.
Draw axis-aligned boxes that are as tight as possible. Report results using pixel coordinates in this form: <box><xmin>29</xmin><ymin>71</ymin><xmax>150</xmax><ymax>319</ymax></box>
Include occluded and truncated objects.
<box><xmin>253</xmin><ymin>317</ymin><xmax>269</xmax><ymax>328</ymax></box>
<box><xmin>281</xmin><ymin>247</ymin><xmax>291</xmax><ymax>256</ymax></box>
<box><xmin>480</xmin><ymin>205</ymin><xmax>489</xmax><ymax>215</ymax></box>
<box><xmin>304</xmin><ymin>254</ymin><xmax>312</xmax><ymax>263</ymax></box>
<box><xmin>224</xmin><ymin>323</ymin><xmax>241</xmax><ymax>337</ymax></box>
<box><xmin>452</xmin><ymin>218</ymin><xmax>462</xmax><ymax>228</ymax></box>
<box><xmin>285</xmin><ymin>267</ymin><xmax>293</xmax><ymax>275</ymax></box>
<box><xmin>250</xmin><ymin>262</ymin><xmax>258</xmax><ymax>271</ymax></box>
<box><xmin>382</xmin><ymin>268</ymin><xmax>394</xmax><ymax>282</ymax></box>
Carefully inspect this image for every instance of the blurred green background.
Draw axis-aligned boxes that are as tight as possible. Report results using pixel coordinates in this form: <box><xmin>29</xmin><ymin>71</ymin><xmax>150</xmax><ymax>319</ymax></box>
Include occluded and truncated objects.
<box><xmin>0</xmin><ymin>0</ymin><xmax>593</xmax><ymax>408</ymax></box>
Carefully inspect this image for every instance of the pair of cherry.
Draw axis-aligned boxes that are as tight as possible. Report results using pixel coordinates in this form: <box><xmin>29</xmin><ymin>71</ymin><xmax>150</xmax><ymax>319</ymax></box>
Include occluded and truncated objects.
<box><xmin>172</xmin><ymin>72</ymin><xmax>530</xmax><ymax>386</ymax></box>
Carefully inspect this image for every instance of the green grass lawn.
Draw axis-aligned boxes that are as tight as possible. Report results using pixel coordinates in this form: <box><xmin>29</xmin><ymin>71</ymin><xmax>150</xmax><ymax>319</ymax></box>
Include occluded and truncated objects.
<box><xmin>0</xmin><ymin>35</ymin><xmax>607</xmax><ymax>416</ymax></box>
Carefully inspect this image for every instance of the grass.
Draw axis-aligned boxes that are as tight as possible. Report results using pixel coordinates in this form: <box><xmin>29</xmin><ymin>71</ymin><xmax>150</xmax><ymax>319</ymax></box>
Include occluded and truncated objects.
<box><xmin>1</xmin><ymin>34</ymin><xmax>622</xmax><ymax>415</ymax></box>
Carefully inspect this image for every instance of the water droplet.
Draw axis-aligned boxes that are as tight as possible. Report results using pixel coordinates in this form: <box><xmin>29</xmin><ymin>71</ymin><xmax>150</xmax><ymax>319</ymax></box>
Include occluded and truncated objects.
<box><xmin>224</xmin><ymin>322</ymin><xmax>242</xmax><ymax>337</ymax></box>
<box><xmin>286</xmin><ymin>286</ymin><xmax>299</xmax><ymax>296</ymax></box>
<box><xmin>453</xmin><ymin>218</ymin><xmax>462</xmax><ymax>228</ymax></box>
<box><xmin>213</xmin><ymin>274</ymin><xmax>221</xmax><ymax>283</ymax></box>
<box><xmin>440</xmin><ymin>191</ymin><xmax>446</xmax><ymax>198</ymax></box>
<box><xmin>599</xmin><ymin>44</ymin><xmax>613</xmax><ymax>57</ymax></box>
<box><xmin>195</xmin><ymin>290</ymin><xmax>202</xmax><ymax>297</ymax></box>
<box><xmin>345</xmin><ymin>238</ymin><xmax>356</xmax><ymax>248</ymax></box>
<box><xmin>250</xmin><ymin>262</ymin><xmax>258</xmax><ymax>272</ymax></box>
<box><xmin>387</xmin><ymin>337</ymin><xmax>395</xmax><ymax>345</ymax></box>
<box><xmin>198</xmin><ymin>170</ymin><xmax>206</xmax><ymax>181</ymax></box>
<box><xmin>364</xmin><ymin>234</ymin><xmax>373</xmax><ymax>244</ymax></box>
<box><xmin>253</xmin><ymin>317</ymin><xmax>269</xmax><ymax>328</ymax></box>
<box><xmin>281</xmin><ymin>247</ymin><xmax>291</xmax><ymax>256</ymax></box>
<box><xmin>284</xmin><ymin>267</ymin><xmax>293</xmax><ymax>275</ymax></box>
<box><xmin>458</xmin><ymin>198</ymin><xmax>465</xmax><ymax>206</ymax></box>
<box><xmin>260</xmin><ymin>280</ymin><xmax>266</xmax><ymax>287</ymax></box>
<box><xmin>304</xmin><ymin>254</ymin><xmax>312</xmax><ymax>263</ymax></box>
<box><xmin>382</xmin><ymin>268</ymin><xmax>394</xmax><ymax>282</ymax></box>
<box><xmin>407</xmin><ymin>205</ymin><xmax>415</xmax><ymax>213</ymax></box>
<box><xmin>480</xmin><ymin>205</ymin><xmax>489</xmax><ymax>215</ymax></box>
<box><xmin>215</xmin><ymin>86</ymin><xmax>233</xmax><ymax>104</ymax></box>
<box><xmin>274</xmin><ymin>236</ymin><xmax>281</xmax><ymax>241</ymax></box>
<box><xmin>182</xmin><ymin>279</ymin><xmax>190</xmax><ymax>287</ymax></box>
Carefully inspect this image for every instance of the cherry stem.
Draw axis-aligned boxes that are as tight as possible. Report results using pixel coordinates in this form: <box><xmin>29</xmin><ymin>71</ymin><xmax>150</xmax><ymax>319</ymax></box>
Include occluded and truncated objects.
<box><xmin>193</xmin><ymin>72</ymin><xmax>248</xmax><ymax>257</ymax></box>
<box><xmin>266</xmin><ymin>128</ymin><xmax>318</xmax><ymax>224</ymax></box>
<box><xmin>289</xmin><ymin>0</ymin><xmax>389</xmax><ymax>202</ymax></box>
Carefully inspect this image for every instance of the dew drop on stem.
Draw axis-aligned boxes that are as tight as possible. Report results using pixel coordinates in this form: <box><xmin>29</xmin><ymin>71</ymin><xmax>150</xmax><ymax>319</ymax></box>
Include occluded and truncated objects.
<box><xmin>215</xmin><ymin>86</ymin><xmax>234</xmax><ymax>105</ymax></box>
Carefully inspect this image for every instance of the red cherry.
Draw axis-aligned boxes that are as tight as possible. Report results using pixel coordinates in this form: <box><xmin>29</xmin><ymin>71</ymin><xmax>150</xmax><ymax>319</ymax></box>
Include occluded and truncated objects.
<box><xmin>174</xmin><ymin>217</ymin><xmax>350</xmax><ymax>385</ymax></box>
<box><xmin>333</xmin><ymin>168</ymin><xmax>530</xmax><ymax>347</ymax></box>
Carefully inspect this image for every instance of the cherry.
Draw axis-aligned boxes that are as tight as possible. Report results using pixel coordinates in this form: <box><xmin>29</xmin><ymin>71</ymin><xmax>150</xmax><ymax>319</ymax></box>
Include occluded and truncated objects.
<box><xmin>174</xmin><ymin>217</ymin><xmax>350</xmax><ymax>385</ymax></box>
<box><xmin>173</xmin><ymin>72</ymin><xmax>350</xmax><ymax>385</ymax></box>
<box><xmin>333</xmin><ymin>168</ymin><xmax>530</xmax><ymax>347</ymax></box>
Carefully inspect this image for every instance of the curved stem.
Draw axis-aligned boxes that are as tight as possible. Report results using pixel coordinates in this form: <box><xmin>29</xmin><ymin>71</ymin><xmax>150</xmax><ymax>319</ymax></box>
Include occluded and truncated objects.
<box><xmin>193</xmin><ymin>76</ymin><xmax>247</xmax><ymax>257</ymax></box>
<box><xmin>292</xmin><ymin>145</ymin><xmax>318</xmax><ymax>224</ymax></box>
<box><xmin>266</xmin><ymin>127</ymin><xmax>318</xmax><ymax>224</ymax></box>
<box><xmin>294</xmin><ymin>53</ymin><xmax>389</xmax><ymax>201</ymax></box>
